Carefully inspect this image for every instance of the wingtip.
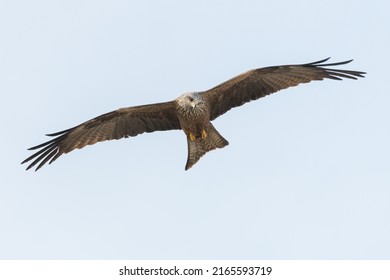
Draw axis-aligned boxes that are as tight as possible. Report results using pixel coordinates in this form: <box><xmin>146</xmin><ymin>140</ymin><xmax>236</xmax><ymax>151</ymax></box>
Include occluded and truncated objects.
<box><xmin>304</xmin><ymin>57</ymin><xmax>358</xmax><ymax>68</ymax></box>
<box><xmin>23</xmin><ymin>163</ymin><xmax>32</xmax><ymax>171</ymax></box>
<box><xmin>322</xmin><ymin>58</ymin><xmax>355</xmax><ymax>67</ymax></box>
<box><xmin>306</xmin><ymin>57</ymin><xmax>331</xmax><ymax>65</ymax></box>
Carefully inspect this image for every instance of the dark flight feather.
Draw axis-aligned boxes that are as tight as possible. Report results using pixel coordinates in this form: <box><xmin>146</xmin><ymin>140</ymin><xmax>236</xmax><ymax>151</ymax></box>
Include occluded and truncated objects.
<box><xmin>201</xmin><ymin>58</ymin><xmax>365</xmax><ymax>120</ymax></box>
<box><xmin>22</xmin><ymin>101</ymin><xmax>180</xmax><ymax>171</ymax></box>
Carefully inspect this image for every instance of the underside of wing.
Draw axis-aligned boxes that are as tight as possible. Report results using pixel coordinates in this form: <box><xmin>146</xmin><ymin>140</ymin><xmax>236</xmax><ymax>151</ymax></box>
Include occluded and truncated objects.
<box><xmin>22</xmin><ymin>101</ymin><xmax>180</xmax><ymax>171</ymax></box>
<box><xmin>201</xmin><ymin>58</ymin><xmax>366</xmax><ymax>120</ymax></box>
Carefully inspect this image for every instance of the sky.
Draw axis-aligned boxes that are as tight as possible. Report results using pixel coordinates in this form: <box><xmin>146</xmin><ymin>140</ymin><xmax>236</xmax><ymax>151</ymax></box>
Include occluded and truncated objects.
<box><xmin>0</xmin><ymin>0</ymin><xmax>389</xmax><ymax>259</ymax></box>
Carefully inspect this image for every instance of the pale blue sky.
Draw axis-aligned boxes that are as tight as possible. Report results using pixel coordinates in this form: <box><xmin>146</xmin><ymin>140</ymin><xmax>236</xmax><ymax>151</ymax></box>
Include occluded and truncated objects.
<box><xmin>1</xmin><ymin>0</ymin><xmax>389</xmax><ymax>259</ymax></box>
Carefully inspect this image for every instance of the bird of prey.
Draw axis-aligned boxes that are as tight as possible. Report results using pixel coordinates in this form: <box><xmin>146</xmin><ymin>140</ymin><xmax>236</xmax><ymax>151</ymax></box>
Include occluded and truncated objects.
<box><xmin>22</xmin><ymin>58</ymin><xmax>365</xmax><ymax>171</ymax></box>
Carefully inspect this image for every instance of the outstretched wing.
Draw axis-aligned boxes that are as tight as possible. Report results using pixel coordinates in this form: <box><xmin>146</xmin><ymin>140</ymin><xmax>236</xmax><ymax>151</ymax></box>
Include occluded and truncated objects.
<box><xmin>201</xmin><ymin>58</ymin><xmax>366</xmax><ymax>121</ymax></box>
<box><xmin>22</xmin><ymin>101</ymin><xmax>180</xmax><ymax>171</ymax></box>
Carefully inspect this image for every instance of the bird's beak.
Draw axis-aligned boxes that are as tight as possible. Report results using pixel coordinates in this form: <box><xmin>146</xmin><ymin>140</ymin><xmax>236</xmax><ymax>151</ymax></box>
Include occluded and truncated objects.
<box><xmin>191</xmin><ymin>102</ymin><xmax>196</xmax><ymax>108</ymax></box>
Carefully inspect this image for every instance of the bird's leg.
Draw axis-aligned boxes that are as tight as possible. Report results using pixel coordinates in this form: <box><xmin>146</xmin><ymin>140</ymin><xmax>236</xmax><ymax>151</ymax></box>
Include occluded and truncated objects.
<box><xmin>189</xmin><ymin>132</ymin><xmax>196</xmax><ymax>141</ymax></box>
<box><xmin>189</xmin><ymin>130</ymin><xmax>206</xmax><ymax>141</ymax></box>
<box><xmin>201</xmin><ymin>129</ymin><xmax>207</xmax><ymax>139</ymax></box>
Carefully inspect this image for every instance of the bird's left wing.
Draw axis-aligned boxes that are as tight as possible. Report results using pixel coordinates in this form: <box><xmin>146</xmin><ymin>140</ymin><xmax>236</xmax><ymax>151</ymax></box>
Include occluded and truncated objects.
<box><xmin>22</xmin><ymin>101</ymin><xmax>180</xmax><ymax>171</ymax></box>
<box><xmin>201</xmin><ymin>58</ymin><xmax>366</xmax><ymax>121</ymax></box>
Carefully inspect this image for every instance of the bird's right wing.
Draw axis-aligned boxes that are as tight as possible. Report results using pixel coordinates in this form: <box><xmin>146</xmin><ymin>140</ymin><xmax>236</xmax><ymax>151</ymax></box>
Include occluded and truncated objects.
<box><xmin>22</xmin><ymin>101</ymin><xmax>180</xmax><ymax>171</ymax></box>
<box><xmin>201</xmin><ymin>58</ymin><xmax>366</xmax><ymax>121</ymax></box>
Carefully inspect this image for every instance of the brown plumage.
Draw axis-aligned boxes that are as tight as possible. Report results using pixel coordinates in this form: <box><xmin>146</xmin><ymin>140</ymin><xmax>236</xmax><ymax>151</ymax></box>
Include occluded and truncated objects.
<box><xmin>22</xmin><ymin>58</ymin><xmax>365</xmax><ymax>171</ymax></box>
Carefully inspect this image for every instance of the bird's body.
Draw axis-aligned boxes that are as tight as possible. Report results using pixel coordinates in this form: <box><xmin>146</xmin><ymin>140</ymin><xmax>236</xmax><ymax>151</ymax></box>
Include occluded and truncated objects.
<box><xmin>22</xmin><ymin>58</ymin><xmax>365</xmax><ymax>171</ymax></box>
<box><xmin>174</xmin><ymin>92</ymin><xmax>229</xmax><ymax>169</ymax></box>
<box><xmin>175</xmin><ymin>92</ymin><xmax>209</xmax><ymax>140</ymax></box>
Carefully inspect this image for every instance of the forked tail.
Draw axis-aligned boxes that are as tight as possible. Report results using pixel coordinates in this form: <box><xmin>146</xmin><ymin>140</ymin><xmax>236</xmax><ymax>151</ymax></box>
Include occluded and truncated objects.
<box><xmin>185</xmin><ymin>123</ymin><xmax>229</xmax><ymax>170</ymax></box>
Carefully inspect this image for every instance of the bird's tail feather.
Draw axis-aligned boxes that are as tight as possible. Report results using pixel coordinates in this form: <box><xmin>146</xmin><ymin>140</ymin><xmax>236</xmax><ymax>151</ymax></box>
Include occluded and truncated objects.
<box><xmin>185</xmin><ymin>123</ymin><xmax>229</xmax><ymax>170</ymax></box>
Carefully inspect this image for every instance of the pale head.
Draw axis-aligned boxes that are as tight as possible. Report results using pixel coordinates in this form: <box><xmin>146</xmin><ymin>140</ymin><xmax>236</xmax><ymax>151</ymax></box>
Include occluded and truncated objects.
<box><xmin>175</xmin><ymin>92</ymin><xmax>208</xmax><ymax>118</ymax></box>
<box><xmin>176</xmin><ymin>92</ymin><xmax>205</xmax><ymax>109</ymax></box>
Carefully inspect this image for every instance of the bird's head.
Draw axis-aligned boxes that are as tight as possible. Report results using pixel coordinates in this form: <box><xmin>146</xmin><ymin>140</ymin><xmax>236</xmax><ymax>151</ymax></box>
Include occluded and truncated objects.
<box><xmin>176</xmin><ymin>92</ymin><xmax>205</xmax><ymax>110</ymax></box>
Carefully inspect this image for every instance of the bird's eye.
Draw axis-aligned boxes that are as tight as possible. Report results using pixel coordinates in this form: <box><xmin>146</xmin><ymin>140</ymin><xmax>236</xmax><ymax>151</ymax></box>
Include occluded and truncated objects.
<box><xmin>188</xmin><ymin>97</ymin><xmax>194</xmax><ymax>102</ymax></box>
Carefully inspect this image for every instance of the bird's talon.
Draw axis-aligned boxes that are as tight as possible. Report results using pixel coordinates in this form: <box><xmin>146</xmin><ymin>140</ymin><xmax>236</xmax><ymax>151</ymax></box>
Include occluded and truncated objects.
<box><xmin>201</xmin><ymin>129</ymin><xmax>207</xmax><ymax>139</ymax></box>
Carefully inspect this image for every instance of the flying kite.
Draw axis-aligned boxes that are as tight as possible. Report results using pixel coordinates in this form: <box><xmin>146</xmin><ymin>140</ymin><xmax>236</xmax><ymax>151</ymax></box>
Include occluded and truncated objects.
<box><xmin>22</xmin><ymin>58</ymin><xmax>365</xmax><ymax>171</ymax></box>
